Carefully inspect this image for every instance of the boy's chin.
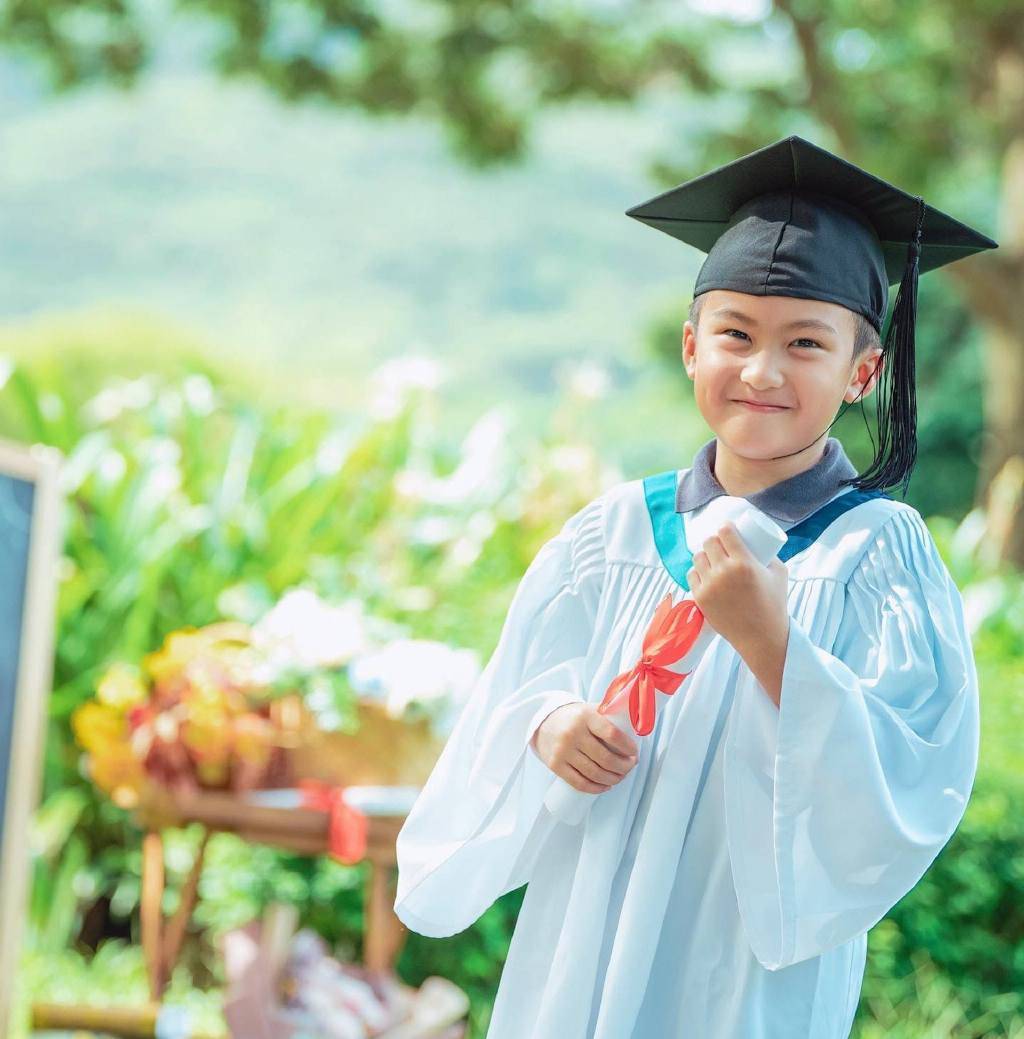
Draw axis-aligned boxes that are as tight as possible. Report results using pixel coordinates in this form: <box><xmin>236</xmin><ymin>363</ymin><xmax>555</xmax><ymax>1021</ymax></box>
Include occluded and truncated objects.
<box><xmin>714</xmin><ymin>422</ymin><xmax>817</xmax><ymax>460</ymax></box>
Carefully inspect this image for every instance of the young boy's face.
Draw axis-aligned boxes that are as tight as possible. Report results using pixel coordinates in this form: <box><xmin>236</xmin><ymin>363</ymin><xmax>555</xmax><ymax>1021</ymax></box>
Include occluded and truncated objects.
<box><xmin>682</xmin><ymin>289</ymin><xmax>883</xmax><ymax>461</ymax></box>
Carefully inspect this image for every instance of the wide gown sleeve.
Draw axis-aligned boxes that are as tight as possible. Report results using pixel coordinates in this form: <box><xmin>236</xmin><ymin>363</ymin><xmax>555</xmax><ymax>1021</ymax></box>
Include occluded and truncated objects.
<box><xmin>724</xmin><ymin>507</ymin><xmax>980</xmax><ymax>972</ymax></box>
<box><xmin>393</xmin><ymin>493</ymin><xmax>605</xmax><ymax>938</ymax></box>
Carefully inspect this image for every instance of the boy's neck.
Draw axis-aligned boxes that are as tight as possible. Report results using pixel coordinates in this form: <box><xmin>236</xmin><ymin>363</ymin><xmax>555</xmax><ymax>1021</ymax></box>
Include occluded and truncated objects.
<box><xmin>712</xmin><ymin>437</ymin><xmax>827</xmax><ymax>498</ymax></box>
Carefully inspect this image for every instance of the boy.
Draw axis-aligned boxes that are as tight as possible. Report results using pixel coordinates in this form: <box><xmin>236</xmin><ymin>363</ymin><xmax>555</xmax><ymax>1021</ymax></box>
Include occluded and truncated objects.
<box><xmin>394</xmin><ymin>136</ymin><xmax>994</xmax><ymax>1038</ymax></box>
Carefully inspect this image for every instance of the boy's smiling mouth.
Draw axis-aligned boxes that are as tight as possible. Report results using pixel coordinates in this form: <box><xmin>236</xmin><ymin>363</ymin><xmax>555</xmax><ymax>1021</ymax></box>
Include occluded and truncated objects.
<box><xmin>732</xmin><ymin>399</ymin><xmax>791</xmax><ymax>412</ymax></box>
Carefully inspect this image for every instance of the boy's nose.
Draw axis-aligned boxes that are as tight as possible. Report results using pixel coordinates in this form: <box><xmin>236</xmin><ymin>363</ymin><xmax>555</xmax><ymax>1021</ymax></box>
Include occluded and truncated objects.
<box><xmin>740</xmin><ymin>362</ymin><xmax>786</xmax><ymax>387</ymax></box>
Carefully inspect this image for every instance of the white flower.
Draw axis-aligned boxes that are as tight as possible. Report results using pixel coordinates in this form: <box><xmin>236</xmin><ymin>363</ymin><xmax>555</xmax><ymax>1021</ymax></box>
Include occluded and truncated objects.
<box><xmin>395</xmin><ymin>408</ymin><xmax>513</xmax><ymax>507</ymax></box>
<box><xmin>149</xmin><ymin>465</ymin><xmax>182</xmax><ymax>498</ymax></box>
<box><xmin>558</xmin><ymin>359</ymin><xmax>611</xmax><ymax>402</ymax></box>
<box><xmin>314</xmin><ymin>428</ymin><xmax>354</xmax><ymax>476</ymax></box>
<box><xmin>180</xmin><ymin>503</ymin><xmax>213</xmax><ymax>536</ymax></box>
<box><xmin>368</xmin><ymin>353</ymin><xmax>447</xmax><ymax>419</ymax></box>
<box><xmin>182</xmin><ymin>374</ymin><xmax>216</xmax><ymax>415</ymax></box>
<box><xmin>156</xmin><ymin>387</ymin><xmax>184</xmax><ymax>423</ymax></box>
<box><xmin>960</xmin><ymin>577</ymin><xmax>1008</xmax><ymax>637</ymax></box>
<box><xmin>348</xmin><ymin>638</ymin><xmax>481</xmax><ymax>722</ymax></box>
<box><xmin>140</xmin><ymin>437</ymin><xmax>182</xmax><ymax>467</ymax></box>
<box><xmin>82</xmin><ymin>375</ymin><xmax>157</xmax><ymax>424</ymax></box>
<box><xmin>449</xmin><ymin>535</ymin><xmax>484</xmax><ymax>569</ymax></box>
<box><xmin>466</xmin><ymin>509</ymin><xmax>497</xmax><ymax>541</ymax></box>
<box><xmin>251</xmin><ymin>588</ymin><xmax>371</xmax><ymax>670</ymax></box>
<box><xmin>122</xmin><ymin>376</ymin><xmax>156</xmax><ymax>410</ymax></box>
<box><xmin>96</xmin><ymin>449</ymin><xmax>127</xmax><ymax>485</ymax></box>
<box><xmin>83</xmin><ymin>387</ymin><xmax>123</xmax><ymax>424</ymax></box>
<box><xmin>548</xmin><ymin>444</ymin><xmax>594</xmax><ymax>476</ymax></box>
<box><xmin>392</xmin><ymin>585</ymin><xmax>436</xmax><ymax>611</ymax></box>
<box><xmin>408</xmin><ymin>515</ymin><xmax>457</xmax><ymax>546</ymax></box>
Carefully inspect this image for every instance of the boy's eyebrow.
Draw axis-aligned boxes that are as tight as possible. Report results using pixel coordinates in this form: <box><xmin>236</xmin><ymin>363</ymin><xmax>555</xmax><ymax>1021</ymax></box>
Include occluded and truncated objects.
<box><xmin>709</xmin><ymin>307</ymin><xmax>839</xmax><ymax>336</ymax></box>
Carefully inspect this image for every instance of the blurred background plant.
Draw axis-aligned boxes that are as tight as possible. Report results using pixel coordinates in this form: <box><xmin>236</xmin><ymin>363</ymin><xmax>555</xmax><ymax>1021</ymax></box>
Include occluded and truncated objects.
<box><xmin>1</xmin><ymin>346</ymin><xmax>619</xmax><ymax>1036</ymax></box>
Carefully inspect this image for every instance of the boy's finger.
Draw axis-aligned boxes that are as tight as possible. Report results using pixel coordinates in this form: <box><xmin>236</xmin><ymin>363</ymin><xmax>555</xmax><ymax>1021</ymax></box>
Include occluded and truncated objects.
<box><xmin>716</xmin><ymin>522</ymin><xmax>750</xmax><ymax>556</ymax></box>
<box><xmin>583</xmin><ymin>734</ymin><xmax>635</xmax><ymax>775</ymax></box>
<box><xmin>701</xmin><ymin>534</ymin><xmax>727</xmax><ymax>563</ymax></box>
<box><xmin>590</xmin><ymin>713</ymin><xmax>638</xmax><ymax>757</ymax></box>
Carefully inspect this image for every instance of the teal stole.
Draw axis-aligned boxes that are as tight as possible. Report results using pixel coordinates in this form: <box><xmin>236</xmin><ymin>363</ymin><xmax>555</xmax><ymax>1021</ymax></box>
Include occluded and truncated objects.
<box><xmin>643</xmin><ymin>469</ymin><xmax>892</xmax><ymax>592</ymax></box>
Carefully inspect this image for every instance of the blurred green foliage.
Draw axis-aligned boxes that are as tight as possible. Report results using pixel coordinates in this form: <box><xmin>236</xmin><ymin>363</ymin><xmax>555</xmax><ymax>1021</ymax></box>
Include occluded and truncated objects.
<box><xmin>1</xmin><ymin>335</ymin><xmax>1021</xmax><ymax>1039</ymax></box>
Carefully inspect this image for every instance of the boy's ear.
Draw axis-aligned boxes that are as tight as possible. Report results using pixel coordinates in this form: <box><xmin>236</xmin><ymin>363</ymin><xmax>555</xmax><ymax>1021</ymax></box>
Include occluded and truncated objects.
<box><xmin>846</xmin><ymin>348</ymin><xmax>884</xmax><ymax>402</ymax></box>
<box><xmin>682</xmin><ymin>321</ymin><xmax>697</xmax><ymax>380</ymax></box>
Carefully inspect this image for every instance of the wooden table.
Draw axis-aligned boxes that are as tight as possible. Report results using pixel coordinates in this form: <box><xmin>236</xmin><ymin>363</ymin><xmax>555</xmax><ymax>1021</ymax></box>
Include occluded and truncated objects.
<box><xmin>133</xmin><ymin>786</ymin><xmax>412</xmax><ymax>1002</ymax></box>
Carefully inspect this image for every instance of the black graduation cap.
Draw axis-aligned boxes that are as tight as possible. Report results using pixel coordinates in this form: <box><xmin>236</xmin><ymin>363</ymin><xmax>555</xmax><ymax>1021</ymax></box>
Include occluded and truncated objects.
<box><xmin>625</xmin><ymin>135</ymin><xmax>999</xmax><ymax>496</ymax></box>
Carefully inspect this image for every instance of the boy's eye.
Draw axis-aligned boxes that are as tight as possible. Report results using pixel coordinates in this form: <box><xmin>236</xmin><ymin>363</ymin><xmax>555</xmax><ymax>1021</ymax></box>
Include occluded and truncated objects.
<box><xmin>722</xmin><ymin>329</ymin><xmax>822</xmax><ymax>350</ymax></box>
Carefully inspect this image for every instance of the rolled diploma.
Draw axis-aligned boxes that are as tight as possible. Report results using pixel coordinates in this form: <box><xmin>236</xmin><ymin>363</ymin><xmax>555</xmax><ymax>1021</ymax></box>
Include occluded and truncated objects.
<box><xmin>542</xmin><ymin>497</ymin><xmax>787</xmax><ymax>826</ymax></box>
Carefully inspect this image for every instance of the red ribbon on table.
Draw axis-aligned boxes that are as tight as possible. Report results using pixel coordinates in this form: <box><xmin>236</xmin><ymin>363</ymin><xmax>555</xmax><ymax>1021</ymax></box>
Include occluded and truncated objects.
<box><xmin>597</xmin><ymin>592</ymin><xmax>705</xmax><ymax>737</ymax></box>
<box><xmin>299</xmin><ymin>779</ymin><xmax>368</xmax><ymax>864</ymax></box>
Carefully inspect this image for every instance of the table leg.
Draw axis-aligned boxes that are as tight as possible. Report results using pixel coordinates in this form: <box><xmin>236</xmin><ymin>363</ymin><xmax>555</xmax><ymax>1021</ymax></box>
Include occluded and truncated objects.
<box><xmin>160</xmin><ymin>828</ymin><xmax>210</xmax><ymax>986</ymax></box>
<box><xmin>140</xmin><ymin>831</ymin><xmax>165</xmax><ymax>1001</ymax></box>
<box><xmin>363</xmin><ymin>861</ymin><xmax>407</xmax><ymax>973</ymax></box>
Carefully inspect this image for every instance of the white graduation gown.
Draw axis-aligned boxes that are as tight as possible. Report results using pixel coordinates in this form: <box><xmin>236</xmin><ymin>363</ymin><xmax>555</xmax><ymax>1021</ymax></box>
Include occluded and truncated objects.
<box><xmin>393</xmin><ymin>472</ymin><xmax>980</xmax><ymax>1039</ymax></box>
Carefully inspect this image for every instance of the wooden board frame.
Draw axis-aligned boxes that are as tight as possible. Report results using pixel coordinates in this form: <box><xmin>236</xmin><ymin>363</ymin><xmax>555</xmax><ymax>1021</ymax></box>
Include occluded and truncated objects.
<box><xmin>0</xmin><ymin>437</ymin><xmax>62</xmax><ymax>1033</ymax></box>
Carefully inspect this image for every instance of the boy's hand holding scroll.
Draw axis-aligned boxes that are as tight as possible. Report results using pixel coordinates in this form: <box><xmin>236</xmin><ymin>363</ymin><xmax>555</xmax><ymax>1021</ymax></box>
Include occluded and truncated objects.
<box><xmin>687</xmin><ymin>521</ymin><xmax>790</xmax><ymax>659</ymax></box>
<box><xmin>688</xmin><ymin>521</ymin><xmax>792</xmax><ymax>707</ymax></box>
<box><xmin>531</xmin><ymin>702</ymin><xmax>639</xmax><ymax>794</ymax></box>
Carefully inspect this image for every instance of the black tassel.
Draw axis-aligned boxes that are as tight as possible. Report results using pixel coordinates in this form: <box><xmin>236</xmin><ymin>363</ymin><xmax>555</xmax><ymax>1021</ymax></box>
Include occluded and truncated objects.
<box><xmin>849</xmin><ymin>196</ymin><xmax>925</xmax><ymax>498</ymax></box>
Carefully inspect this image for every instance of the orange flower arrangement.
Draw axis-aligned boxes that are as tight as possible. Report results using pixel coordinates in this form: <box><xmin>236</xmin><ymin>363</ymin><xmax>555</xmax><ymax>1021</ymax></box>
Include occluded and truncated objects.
<box><xmin>72</xmin><ymin>587</ymin><xmax>483</xmax><ymax>808</ymax></box>
<box><xmin>72</xmin><ymin>622</ymin><xmax>289</xmax><ymax>809</ymax></box>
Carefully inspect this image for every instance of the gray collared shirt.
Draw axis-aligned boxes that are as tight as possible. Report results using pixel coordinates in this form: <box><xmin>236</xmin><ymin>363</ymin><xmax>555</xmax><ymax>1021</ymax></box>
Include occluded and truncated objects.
<box><xmin>675</xmin><ymin>435</ymin><xmax>859</xmax><ymax>527</ymax></box>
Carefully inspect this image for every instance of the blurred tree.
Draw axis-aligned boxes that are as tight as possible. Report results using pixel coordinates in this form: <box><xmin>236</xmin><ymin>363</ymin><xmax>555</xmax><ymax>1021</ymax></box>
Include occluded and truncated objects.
<box><xmin>2</xmin><ymin>0</ymin><xmax>1022</xmax><ymax>558</ymax></box>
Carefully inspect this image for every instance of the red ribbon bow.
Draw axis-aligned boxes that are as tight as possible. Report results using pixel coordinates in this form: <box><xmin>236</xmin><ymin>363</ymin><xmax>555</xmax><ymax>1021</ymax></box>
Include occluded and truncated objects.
<box><xmin>299</xmin><ymin>779</ymin><xmax>368</xmax><ymax>864</ymax></box>
<box><xmin>598</xmin><ymin>592</ymin><xmax>704</xmax><ymax>736</ymax></box>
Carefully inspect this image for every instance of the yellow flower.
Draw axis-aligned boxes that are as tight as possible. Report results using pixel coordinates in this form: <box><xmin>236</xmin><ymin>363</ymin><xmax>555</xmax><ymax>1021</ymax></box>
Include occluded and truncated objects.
<box><xmin>88</xmin><ymin>746</ymin><xmax>145</xmax><ymax>805</ymax></box>
<box><xmin>181</xmin><ymin>710</ymin><xmax>231</xmax><ymax>761</ymax></box>
<box><xmin>72</xmin><ymin>701</ymin><xmax>126</xmax><ymax>754</ymax></box>
<box><xmin>233</xmin><ymin>714</ymin><xmax>273</xmax><ymax>766</ymax></box>
<box><xmin>143</xmin><ymin>623</ymin><xmax>252</xmax><ymax>684</ymax></box>
<box><xmin>143</xmin><ymin>628</ymin><xmax>208</xmax><ymax>683</ymax></box>
<box><xmin>195</xmin><ymin>758</ymin><xmax>229</xmax><ymax>786</ymax></box>
<box><xmin>96</xmin><ymin>663</ymin><xmax>148</xmax><ymax>711</ymax></box>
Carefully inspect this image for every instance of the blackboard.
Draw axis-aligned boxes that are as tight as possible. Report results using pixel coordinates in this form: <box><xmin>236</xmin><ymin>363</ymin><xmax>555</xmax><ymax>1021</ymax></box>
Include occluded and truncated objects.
<box><xmin>0</xmin><ymin>472</ymin><xmax>35</xmax><ymax>851</ymax></box>
<box><xmin>0</xmin><ymin>438</ymin><xmax>62</xmax><ymax>1034</ymax></box>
